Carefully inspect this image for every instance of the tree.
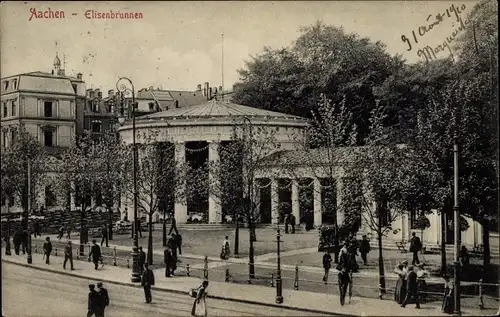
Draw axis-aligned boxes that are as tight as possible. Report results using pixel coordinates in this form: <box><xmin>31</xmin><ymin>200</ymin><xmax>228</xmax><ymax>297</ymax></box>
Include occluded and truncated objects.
<box><xmin>1</xmin><ymin>125</ymin><xmax>47</xmax><ymax>229</ymax></box>
<box><xmin>233</xmin><ymin>21</ymin><xmax>395</xmax><ymax>143</ymax></box>
<box><xmin>207</xmin><ymin>120</ymin><xmax>279</xmax><ymax>278</ymax></box>
<box><xmin>124</xmin><ymin>129</ymin><xmax>193</xmax><ymax>265</ymax></box>
<box><xmin>51</xmin><ymin>131</ymin><xmax>109</xmax><ymax>255</ymax></box>
<box><xmin>341</xmin><ymin>106</ymin><xmax>414</xmax><ymax>294</ymax></box>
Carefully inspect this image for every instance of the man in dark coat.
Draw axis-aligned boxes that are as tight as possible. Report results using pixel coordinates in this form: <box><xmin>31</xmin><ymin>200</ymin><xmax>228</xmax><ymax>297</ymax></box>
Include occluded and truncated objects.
<box><xmin>174</xmin><ymin>233</ymin><xmax>182</xmax><ymax>255</ymax></box>
<box><xmin>87</xmin><ymin>284</ymin><xmax>101</xmax><ymax>317</ymax></box>
<box><xmin>410</xmin><ymin>232</ymin><xmax>422</xmax><ymax>265</ymax></box>
<box><xmin>89</xmin><ymin>240</ymin><xmax>102</xmax><ymax>270</ymax></box>
<box><xmin>138</xmin><ymin>246</ymin><xmax>146</xmax><ymax>274</ymax></box>
<box><xmin>100</xmin><ymin>225</ymin><xmax>108</xmax><ymax>247</ymax></box>
<box><xmin>338</xmin><ymin>267</ymin><xmax>351</xmax><ymax>306</ymax></box>
<box><xmin>141</xmin><ymin>263</ymin><xmax>155</xmax><ymax>303</ymax></box>
<box><xmin>322</xmin><ymin>250</ymin><xmax>332</xmax><ymax>283</ymax></box>
<box><xmin>359</xmin><ymin>235</ymin><xmax>371</xmax><ymax>265</ymax></box>
<box><xmin>13</xmin><ymin>229</ymin><xmax>22</xmax><ymax>255</ymax></box>
<box><xmin>401</xmin><ymin>266</ymin><xmax>420</xmax><ymax>308</ymax></box>
<box><xmin>63</xmin><ymin>240</ymin><xmax>75</xmax><ymax>270</ymax></box>
<box><xmin>43</xmin><ymin>237</ymin><xmax>52</xmax><ymax>264</ymax></box>
<box><xmin>290</xmin><ymin>214</ymin><xmax>296</xmax><ymax>234</ymax></box>
<box><xmin>97</xmin><ymin>282</ymin><xmax>109</xmax><ymax>317</ymax></box>
<box><xmin>168</xmin><ymin>212</ymin><xmax>179</xmax><ymax>235</ymax></box>
<box><xmin>164</xmin><ymin>246</ymin><xmax>173</xmax><ymax>277</ymax></box>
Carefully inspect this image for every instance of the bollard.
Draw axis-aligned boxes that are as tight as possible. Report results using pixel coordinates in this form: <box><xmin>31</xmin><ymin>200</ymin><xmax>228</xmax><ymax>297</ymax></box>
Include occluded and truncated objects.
<box><xmin>113</xmin><ymin>247</ymin><xmax>117</xmax><ymax>266</ymax></box>
<box><xmin>225</xmin><ymin>268</ymin><xmax>230</xmax><ymax>282</ymax></box>
<box><xmin>186</xmin><ymin>264</ymin><xmax>190</xmax><ymax>277</ymax></box>
<box><xmin>378</xmin><ymin>283</ymin><xmax>383</xmax><ymax>300</ymax></box>
<box><xmin>55</xmin><ymin>248</ymin><xmax>58</xmax><ymax>256</ymax></box>
<box><xmin>478</xmin><ymin>279</ymin><xmax>484</xmax><ymax>309</ymax></box>
<box><xmin>270</xmin><ymin>273</ymin><xmax>275</xmax><ymax>287</ymax></box>
<box><xmin>126</xmin><ymin>259</ymin><xmax>130</xmax><ymax>268</ymax></box>
<box><xmin>294</xmin><ymin>265</ymin><xmax>299</xmax><ymax>290</ymax></box>
<box><xmin>203</xmin><ymin>256</ymin><xmax>208</xmax><ymax>280</ymax></box>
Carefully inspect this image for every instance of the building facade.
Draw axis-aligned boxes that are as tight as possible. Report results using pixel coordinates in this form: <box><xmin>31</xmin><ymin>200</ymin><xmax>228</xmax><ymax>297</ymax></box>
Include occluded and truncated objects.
<box><xmin>1</xmin><ymin>54</ymin><xmax>86</xmax><ymax>213</ymax></box>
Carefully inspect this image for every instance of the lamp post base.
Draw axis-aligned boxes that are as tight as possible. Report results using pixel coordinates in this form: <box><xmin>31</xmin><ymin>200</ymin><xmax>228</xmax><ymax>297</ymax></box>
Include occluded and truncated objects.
<box><xmin>275</xmin><ymin>276</ymin><xmax>283</xmax><ymax>304</ymax></box>
<box><xmin>131</xmin><ymin>246</ymin><xmax>142</xmax><ymax>283</ymax></box>
<box><xmin>27</xmin><ymin>254</ymin><xmax>32</xmax><ymax>264</ymax></box>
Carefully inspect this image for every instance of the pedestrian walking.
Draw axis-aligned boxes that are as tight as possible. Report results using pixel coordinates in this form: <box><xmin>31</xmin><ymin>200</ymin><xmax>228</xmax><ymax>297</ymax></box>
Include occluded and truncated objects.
<box><xmin>13</xmin><ymin>229</ymin><xmax>22</xmax><ymax>255</ymax></box>
<box><xmin>168</xmin><ymin>212</ymin><xmax>179</xmax><ymax>235</ymax></box>
<box><xmin>89</xmin><ymin>240</ymin><xmax>102</xmax><ymax>270</ymax></box>
<box><xmin>401</xmin><ymin>266</ymin><xmax>420</xmax><ymax>308</ymax></box>
<box><xmin>284</xmin><ymin>214</ymin><xmax>290</xmax><ymax>234</ymax></box>
<box><xmin>191</xmin><ymin>280</ymin><xmax>209</xmax><ymax>316</ymax></box>
<box><xmin>57</xmin><ymin>225</ymin><xmax>64</xmax><ymax>240</ymax></box>
<box><xmin>63</xmin><ymin>240</ymin><xmax>75</xmax><ymax>270</ymax></box>
<box><xmin>359</xmin><ymin>235</ymin><xmax>371</xmax><ymax>265</ymax></box>
<box><xmin>100</xmin><ymin>225</ymin><xmax>108</xmax><ymax>247</ymax></box>
<box><xmin>138</xmin><ymin>246</ymin><xmax>146</xmax><ymax>274</ymax></box>
<box><xmin>43</xmin><ymin>237</ymin><xmax>52</xmax><ymax>264</ymax></box>
<box><xmin>289</xmin><ymin>214</ymin><xmax>296</xmax><ymax>234</ymax></box>
<box><xmin>87</xmin><ymin>284</ymin><xmax>101</xmax><ymax>317</ymax></box>
<box><xmin>66</xmin><ymin>226</ymin><xmax>72</xmax><ymax>240</ymax></box>
<box><xmin>338</xmin><ymin>267</ymin><xmax>351</xmax><ymax>306</ymax></box>
<box><xmin>164</xmin><ymin>246</ymin><xmax>173</xmax><ymax>277</ymax></box>
<box><xmin>220</xmin><ymin>236</ymin><xmax>230</xmax><ymax>260</ymax></box>
<box><xmin>97</xmin><ymin>282</ymin><xmax>110</xmax><ymax>317</ymax></box>
<box><xmin>394</xmin><ymin>261</ymin><xmax>408</xmax><ymax>304</ymax></box>
<box><xmin>141</xmin><ymin>263</ymin><xmax>155</xmax><ymax>303</ymax></box>
<box><xmin>322</xmin><ymin>250</ymin><xmax>332</xmax><ymax>284</ymax></box>
<box><xmin>174</xmin><ymin>233</ymin><xmax>183</xmax><ymax>255</ymax></box>
<box><xmin>409</xmin><ymin>232</ymin><xmax>422</xmax><ymax>265</ymax></box>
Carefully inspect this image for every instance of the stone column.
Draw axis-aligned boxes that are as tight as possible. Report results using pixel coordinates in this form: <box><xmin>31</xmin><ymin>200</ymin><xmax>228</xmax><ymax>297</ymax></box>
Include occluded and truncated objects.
<box><xmin>291</xmin><ymin>179</ymin><xmax>300</xmax><ymax>223</ymax></box>
<box><xmin>174</xmin><ymin>141</ymin><xmax>188</xmax><ymax>223</ymax></box>
<box><xmin>271</xmin><ymin>178</ymin><xmax>279</xmax><ymax>224</ymax></box>
<box><xmin>313</xmin><ymin>178</ymin><xmax>322</xmax><ymax>227</ymax></box>
<box><xmin>335</xmin><ymin>178</ymin><xmax>344</xmax><ymax>225</ymax></box>
<box><xmin>208</xmin><ymin>141</ymin><xmax>222</xmax><ymax>223</ymax></box>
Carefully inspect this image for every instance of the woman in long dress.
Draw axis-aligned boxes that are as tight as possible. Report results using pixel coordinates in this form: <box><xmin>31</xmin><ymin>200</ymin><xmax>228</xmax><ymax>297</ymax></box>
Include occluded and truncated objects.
<box><xmin>442</xmin><ymin>274</ymin><xmax>454</xmax><ymax>314</ymax></box>
<box><xmin>191</xmin><ymin>281</ymin><xmax>209</xmax><ymax>316</ymax></box>
<box><xmin>394</xmin><ymin>261</ymin><xmax>408</xmax><ymax>304</ymax></box>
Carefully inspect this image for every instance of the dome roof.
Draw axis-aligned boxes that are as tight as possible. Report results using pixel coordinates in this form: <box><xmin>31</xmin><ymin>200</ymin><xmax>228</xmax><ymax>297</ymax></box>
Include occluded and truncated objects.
<box><xmin>53</xmin><ymin>54</ymin><xmax>61</xmax><ymax>66</ymax></box>
<box><xmin>139</xmin><ymin>99</ymin><xmax>308</xmax><ymax>122</ymax></box>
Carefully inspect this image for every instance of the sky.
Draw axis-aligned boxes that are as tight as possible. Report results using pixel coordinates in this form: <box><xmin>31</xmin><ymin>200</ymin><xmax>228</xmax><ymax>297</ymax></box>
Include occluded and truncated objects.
<box><xmin>1</xmin><ymin>1</ymin><xmax>479</xmax><ymax>93</ymax></box>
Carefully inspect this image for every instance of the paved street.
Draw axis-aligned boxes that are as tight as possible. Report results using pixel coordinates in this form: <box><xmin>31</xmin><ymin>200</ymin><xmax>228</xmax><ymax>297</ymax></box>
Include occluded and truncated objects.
<box><xmin>2</xmin><ymin>263</ymin><xmax>326</xmax><ymax>317</ymax></box>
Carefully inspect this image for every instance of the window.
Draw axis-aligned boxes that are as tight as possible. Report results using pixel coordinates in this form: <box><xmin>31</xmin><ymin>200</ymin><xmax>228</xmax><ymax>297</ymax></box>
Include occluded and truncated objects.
<box><xmin>44</xmin><ymin>101</ymin><xmax>53</xmax><ymax>117</ymax></box>
<box><xmin>44</xmin><ymin>130</ymin><xmax>53</xmax><ymax>147</ymax></box>
<box><xmin>11</xmin><ymin>130</ymin><xmax>16</xmax><ymax>143</ymax></box>
<box><xmin>3</xmin><ymin>81</ymin><xmax>8</xmax><ymax>90</ymax></box>
<box><xmin>92</xmin><ymin>101</ymin><xmax>100</xmax><ymax>113</ymax></box>
<box><xmin>2</xmin><ymin>131</ymin><xmax>6</xmax><ymax>148</ymax></box>
<box><xmin>175</xmin><ymin>100</ymin><xmax>179</xmax><ymax>108</ymax></box>
<box><xmin>2</xmin><ymin>102</ymin><xmax>7</xmax><ymax>117</ymax></box>
<box><xmin>149</xmin><ymin>102</ymin><xmax>154</xmax><ymax>111</ymax></box>
<box><xmin>11</xmin><ymin>99</ymin><xmax>16</xmax><ymax>116</ymax></box>
<box><xmin>12</xmin><ymin>79</ymin><xmax>17</xmax><ymax>90</ymax></box>
<box><xmin>91</xmin><ymin>121</ymin><xmax>101</xmax><ymax>133</ymax></box>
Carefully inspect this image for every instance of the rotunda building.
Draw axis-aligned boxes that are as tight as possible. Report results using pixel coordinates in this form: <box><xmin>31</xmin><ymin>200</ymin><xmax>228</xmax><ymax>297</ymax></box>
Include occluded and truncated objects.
<box><xmin>117</xmin><ymin>99</ymin><xmax>310</xmax><ymax>224</ymax></box>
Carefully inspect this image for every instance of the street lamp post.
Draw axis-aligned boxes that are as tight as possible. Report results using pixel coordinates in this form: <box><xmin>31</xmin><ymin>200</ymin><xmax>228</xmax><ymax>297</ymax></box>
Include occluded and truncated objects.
<box><xmin>116</xmin><ymin>77</ymin><xmax>141</xmax><ymax>283</ymax></box>
<box><xmin>5</xmin><ymin>197</ymin><xmax>11</xmax><ymax>256</ymax></box>
<box><xmin>242</xmin><ymin>117</ymin><xmax>256</xmax><ymax>277</ymax></box>
<box><xmin>27</xmin><ymin>160</ymin><xmax>32</xmax><ymax>264</ymax></box>
<box><xmin>453</xmin><ymin>135</ymin><xmax>461</xmax><ymax>316</ymax></box>
<box><xmin>275</xmin><ymin>223</ymin><xmax>283</xmax><ymax>304</ymax></box>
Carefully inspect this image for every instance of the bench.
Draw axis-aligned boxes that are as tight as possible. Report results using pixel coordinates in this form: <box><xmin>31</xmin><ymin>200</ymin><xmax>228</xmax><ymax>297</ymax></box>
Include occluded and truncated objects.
<box><xmin>395</xmin><ymin>240</ymin><xmax>407</xmax><ymax>253</ymax></box>
<box><xmin>470</xmin><ymin>244</ymin><xmax>484</xmax><ymax>259</ymax></box>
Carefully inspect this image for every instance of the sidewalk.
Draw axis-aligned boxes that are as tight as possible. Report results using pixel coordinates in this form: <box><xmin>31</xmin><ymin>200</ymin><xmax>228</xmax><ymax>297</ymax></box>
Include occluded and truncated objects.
<box><xmin>4</xmin><ymin>248</ymin><xmax>484</xmax><ymax>316</ymax></box>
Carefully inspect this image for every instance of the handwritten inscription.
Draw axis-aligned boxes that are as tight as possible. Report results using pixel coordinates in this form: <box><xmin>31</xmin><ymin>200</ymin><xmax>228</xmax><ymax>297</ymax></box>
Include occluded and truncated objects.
<box><xmin>401</xmin><ymin>4</ymin><xmax>467</xmax><ymax>52</ymax></box>
<box><xmin>29</xmin><ymin>8</ymin><xmax>65</xmax><ymax>21</ymax></box>
<box><xmin>417</xmin><ymin>15</ymin><xmax>469</xmax><ymax>62</ymax></box>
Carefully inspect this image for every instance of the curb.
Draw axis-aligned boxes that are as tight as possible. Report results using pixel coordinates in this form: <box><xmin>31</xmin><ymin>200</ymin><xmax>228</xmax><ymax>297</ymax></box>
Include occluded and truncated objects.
<box><xmin>3</xmin><ymin>259</ymin><xmax>349</xmax><ymax>316</ymax></box>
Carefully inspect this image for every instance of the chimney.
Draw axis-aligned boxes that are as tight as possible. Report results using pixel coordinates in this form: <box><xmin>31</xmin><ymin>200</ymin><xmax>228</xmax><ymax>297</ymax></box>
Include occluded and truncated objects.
<box><xmin>209</xmin><ymin>87</ymin><xmax>213</xmax><ymax>100</ymax></box>
<box><xmin>219</xmin><ymin>86</ymin><xmax>222</xmax><ymax>93</ymax></box>
<box><xmin>204</xmin><ymin>82</ymin><xmax>210</xmax><ymax>100</ymax></box>
<box><xmin>197</xmin><ymin>84</ymin><xmax>202</xmax><ymax>91</ymax></box>
<box><xmin>77</xmin><ymin>73</ymin><xmax>83</xmax><ymax>80</ymax></box>
<box><xmin>88</xmin><ymin>89</ymin><xmax>95</xmax><ymax>99</ymax></box>
<box><xmin>108</xmin><ymin>89</ymin><xmax>114</xmax><ymax>98</ymax></box>
<box><xmin>51</xmin><ymin>70</ymin><xmax>54</xmax><ymax>75</ymax></box>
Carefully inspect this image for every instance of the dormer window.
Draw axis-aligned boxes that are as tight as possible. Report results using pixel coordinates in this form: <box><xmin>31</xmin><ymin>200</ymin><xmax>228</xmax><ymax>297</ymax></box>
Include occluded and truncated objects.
<box><xmin>3</xmin><ymin>81</ymin><xmax>8</xmax><ymax>90</ymax></box>
<box><xmin>12</xmin><ymin>79</ymin><xmax>17</xmax><ymax>90</ymax></box>
<box><xmin>175</xmin><ymin>100</ymin><xmax>179</xmax><ymax>108</ymax></box>
<box><xmin>92</xmin><ymin>100</ymin><xmax>100</xmax><ymax>112</ymax></box>
<box><xmin>149</xmin><ymin>102</ymin><xmax>154</xmax><ymax>111</ymax></box>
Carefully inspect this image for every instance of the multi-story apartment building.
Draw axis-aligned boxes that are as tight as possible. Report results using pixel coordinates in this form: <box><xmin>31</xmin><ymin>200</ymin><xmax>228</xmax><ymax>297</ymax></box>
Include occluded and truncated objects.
<box><xmin>84</xmin><ymin>88</ymin><xmax>119</xmax><ymax>137</ymax></box>
<box><xmin>1</xmin><ymin>54</ymin><xmax>86</xmax><ymax>212</ymax></box>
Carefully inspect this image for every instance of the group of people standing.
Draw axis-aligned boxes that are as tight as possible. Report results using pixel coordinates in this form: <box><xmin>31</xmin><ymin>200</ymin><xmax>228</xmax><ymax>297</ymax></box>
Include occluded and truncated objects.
<box><xmin>87</xmin><ymin>282</ymin><xmax>110</xmax><ymax>317</ymax></box>
<box><xmin>164</xmin><ymin>233</ymin><xmax>182</xmax><ymax>277</ymax></box>
<box><xmin>394</xmin><ymin>259</ymin><xmax>429</xmax><ymax>309</ymax></box>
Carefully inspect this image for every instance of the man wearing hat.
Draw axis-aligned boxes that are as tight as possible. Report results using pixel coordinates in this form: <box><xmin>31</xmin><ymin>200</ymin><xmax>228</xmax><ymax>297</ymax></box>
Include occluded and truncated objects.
<box><xmin>401</xmin><ymin>266</ymin><xmax>420</xmax><ymax>309</ymax></box>
<box><xmin>89</xmin><ymin>240</ymin><xmax>102</xmax><ymax>270</ymax></box>
<box><xmin>43</xmin><ymin>237</ymin><xmax>52</xmax><ymax>265</ymax></box>
<box><xmin>97</xmin><ymin>282</ymin><xmax>110</xmax><ymax>317</ymax></box>
<box><xmin>63</xmin><ymin>240</ymin><xmax>74</xmax><ymax>270</ymax></box>
<box><xmin>141</xmin><ymin>263</ymin><xmax>155</xmax><ymax>303</ymax></box>
<box><xmin>87</xmin><ymin>284</ymin><xmax>100</xmax><ymax>317</ymax></box>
